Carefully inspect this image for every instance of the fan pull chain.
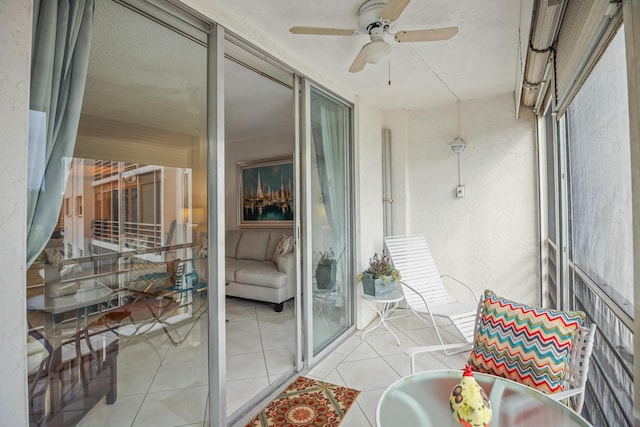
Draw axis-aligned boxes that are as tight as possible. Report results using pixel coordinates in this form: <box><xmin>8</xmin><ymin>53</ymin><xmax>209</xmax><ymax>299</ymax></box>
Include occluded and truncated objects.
<box><xmin>388</xmin><ymin>60</ymin><xmax>391</xmax><ymax>86</ymax></box>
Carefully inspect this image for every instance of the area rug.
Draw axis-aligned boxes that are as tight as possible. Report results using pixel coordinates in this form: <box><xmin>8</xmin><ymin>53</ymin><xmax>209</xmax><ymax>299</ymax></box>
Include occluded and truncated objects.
<box><xmin>246</xmin><ymin>376</ymin><xmax>360</xmax><ymax>427</ymax></box>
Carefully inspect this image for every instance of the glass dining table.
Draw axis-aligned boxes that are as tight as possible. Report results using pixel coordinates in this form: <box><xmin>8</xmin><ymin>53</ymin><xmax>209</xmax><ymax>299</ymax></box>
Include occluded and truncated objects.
<box><xmin>376</xmin><ymin>369</ymin><xmax>593</xmax><ymax>427</ymax></box>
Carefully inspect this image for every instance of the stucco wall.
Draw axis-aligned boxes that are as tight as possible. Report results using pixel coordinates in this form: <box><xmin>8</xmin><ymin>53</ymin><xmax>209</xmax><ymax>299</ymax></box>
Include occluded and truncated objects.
<box><xmin>385</xmin><ymin>94</ymin><xmax>539</xmax><ymax>305</ymax></box>
<box><xmin>355</xmin><ymin>100</ymin><xmax>385</xmax><ymax>329</ymax></box>
<box><xmin>0</xmin><ymin>0</ymin><xmax>31</xmax><ymax>425</ymax></box>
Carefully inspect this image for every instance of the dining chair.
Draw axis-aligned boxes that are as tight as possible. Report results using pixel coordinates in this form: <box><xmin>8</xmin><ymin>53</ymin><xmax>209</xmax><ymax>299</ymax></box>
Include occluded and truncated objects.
<box><xmin>405</xmin><ymin>289</ymin><xmax>597</xmax><ymax>414</ymax></box>
<box><xmin>27</xmin><ymin>323</ymin><xmax>119</xmax><ymax>425</ymax></box>
<box><xmin>384</xmin><ymin>234</ymin><xmax>479</xmax><ymax>354</ymax></box>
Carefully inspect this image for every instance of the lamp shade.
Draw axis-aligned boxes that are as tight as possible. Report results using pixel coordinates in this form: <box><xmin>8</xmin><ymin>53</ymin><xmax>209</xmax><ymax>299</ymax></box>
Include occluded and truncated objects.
<box><xmin>363</xmin><ymin>38</ymin><xmax>391</xmax><ymax>64</ymax></box>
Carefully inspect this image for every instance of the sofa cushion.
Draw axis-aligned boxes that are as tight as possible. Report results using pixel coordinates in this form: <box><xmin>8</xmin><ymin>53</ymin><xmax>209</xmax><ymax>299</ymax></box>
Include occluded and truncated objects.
<box><xmin>266</xmin><ymin>231</ymin><xmax>289</xmax><ymax>260</ymax></box>
<box><xmin>226</xmin><ymin>258</ymin><xmax>262</xmax><ymax>282</ymax></box>
<box><xmin>235</xmin><ymin>262</ymin><xmax>287</xmax><ymax>289</ymax></box>
<box><xmin>226</xmin><ymin>230</ymin><xmax>243</xmax><ymax>258</ymax></box>
<box><xmin>467</xmin><ymin>290</ymin><xmax>585</xmax><ymax>394</ymax></box>
<box><xmin>236</xmin><ymin>231</ymin><xmax>270</xmax><ymax>261</ymax></box>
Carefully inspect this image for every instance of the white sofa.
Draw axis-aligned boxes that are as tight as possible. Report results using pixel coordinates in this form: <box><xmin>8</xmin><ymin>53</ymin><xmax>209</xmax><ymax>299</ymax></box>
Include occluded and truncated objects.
<box><xmin>225</xmin><ymin>229</ymin><xmax>295</xmax><ymax>312</ymax></box>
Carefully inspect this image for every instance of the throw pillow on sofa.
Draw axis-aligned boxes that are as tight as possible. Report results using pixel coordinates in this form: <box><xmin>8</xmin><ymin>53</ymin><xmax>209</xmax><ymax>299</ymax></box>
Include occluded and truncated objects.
<box><xmin>272</xmin><ymin>234</ymin><xmax>290</xmax><ymax>263</ymax></box>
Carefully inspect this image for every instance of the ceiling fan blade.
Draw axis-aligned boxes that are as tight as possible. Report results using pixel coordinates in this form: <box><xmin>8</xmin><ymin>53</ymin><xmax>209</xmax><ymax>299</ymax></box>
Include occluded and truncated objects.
<box><xmin>394</xmin><ymin>26</ymin><xmax>459</xmax><ymax>43</ymax></box>
<box><xmin>289</xmin><ymin>26</ymin><xmax>356</xmax><ymax>36</ymax></box>
<box><xmin>348</xmin><ymin>47</ymin><xmax>368</xmax><ymax>73</ymax></box>
<box><xmin>380</xmin><ymin>0</ymin><xmax>411</xmax><ymax>22</ymax></box>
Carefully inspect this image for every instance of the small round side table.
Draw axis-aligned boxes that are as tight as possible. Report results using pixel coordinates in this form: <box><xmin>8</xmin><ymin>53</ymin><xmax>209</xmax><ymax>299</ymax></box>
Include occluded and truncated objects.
<box><xmin>361</xmin><ymin>288</ymin><xmax>404</xmax><ymax>346</ymax></box>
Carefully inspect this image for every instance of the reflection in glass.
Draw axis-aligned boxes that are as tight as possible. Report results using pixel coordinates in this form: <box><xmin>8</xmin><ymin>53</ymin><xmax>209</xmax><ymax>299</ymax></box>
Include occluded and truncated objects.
<box><xmin>310</xmin><ymin>87</ymin><xmax>353</xmax><ymax>353</ymax></box>
<box><xmin>26</xmin><ymin>0</ymin><xmax>209</xmax><ymax>425</ymax></box>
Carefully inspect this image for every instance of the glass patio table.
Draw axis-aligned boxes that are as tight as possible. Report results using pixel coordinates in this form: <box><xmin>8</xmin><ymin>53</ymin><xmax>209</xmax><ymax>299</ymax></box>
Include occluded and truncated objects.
<box><xmin>376</xmin><ymin>369</ymin><xmax>593</xmax><ymax>427</ymax></box>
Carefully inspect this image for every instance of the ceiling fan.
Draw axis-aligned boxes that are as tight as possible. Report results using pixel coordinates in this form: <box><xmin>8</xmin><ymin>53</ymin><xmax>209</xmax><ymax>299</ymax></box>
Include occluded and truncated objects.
<box><xmin>289</xmin><ymin>0</ymin><xmax>458</xmax><ymax>73</ymax></box>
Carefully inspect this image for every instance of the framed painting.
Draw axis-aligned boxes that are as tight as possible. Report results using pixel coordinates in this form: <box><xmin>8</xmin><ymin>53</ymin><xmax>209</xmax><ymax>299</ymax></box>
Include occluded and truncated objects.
<box><xmin>237</xmin><ymin>157</ymin><xmax>294</xmax><ymax>228</ymax></box>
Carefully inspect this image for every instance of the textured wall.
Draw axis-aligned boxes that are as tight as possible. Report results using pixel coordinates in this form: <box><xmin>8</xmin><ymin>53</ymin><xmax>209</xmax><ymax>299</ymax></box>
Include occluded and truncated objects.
<box><xmin>386</xmin><ymin>94</ymin><xmax>539</xmax><ymax>305</ymax></box>
<box><xmin>355</xmin><ymin>101</ymin><xmax>385</xmax><ymax>329</ymax></box>
<box><xmin>0</xmin><ymin>0</ymin><xmax>31</xmax><ymax>425</ymax></box>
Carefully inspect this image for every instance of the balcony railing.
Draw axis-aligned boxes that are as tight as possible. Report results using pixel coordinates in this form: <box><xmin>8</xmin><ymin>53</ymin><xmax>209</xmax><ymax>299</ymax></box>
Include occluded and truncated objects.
<box><xmin>93</xmin><ymin>219</ymin><xmax>162</xmax><ymax>249</ymax></box>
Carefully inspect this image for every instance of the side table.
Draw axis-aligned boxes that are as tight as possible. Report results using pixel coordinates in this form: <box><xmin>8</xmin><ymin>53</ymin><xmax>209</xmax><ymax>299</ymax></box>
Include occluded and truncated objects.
<box><xmin>361</xmin><ymin>288</ymin><xmax>404</xmax><ymax>346</ymax></box>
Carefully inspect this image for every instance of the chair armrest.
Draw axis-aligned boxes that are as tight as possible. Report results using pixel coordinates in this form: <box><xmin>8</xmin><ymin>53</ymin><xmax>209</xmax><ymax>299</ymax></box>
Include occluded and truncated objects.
<box><xmin>548</xmin><ymin>387</ymin><xmax>583</xmax><ymax>401</ymax></box>
<box><xmin>405</xmin><ymin>343</ymin><xmax>472</xmax><ymax>373</ymax></box>
<box><xmin>440</xmin><ymin>274</ymin><xmax>479</xmax><ymax>303</ymax></box>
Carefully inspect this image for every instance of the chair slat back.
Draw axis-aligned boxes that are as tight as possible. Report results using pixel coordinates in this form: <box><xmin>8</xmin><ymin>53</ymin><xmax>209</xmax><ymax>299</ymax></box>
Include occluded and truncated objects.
<box><xmin>385</xmin><ymin>235</ymin><xmax>455</xmax><ymax>310</ymax></box>
<box><xmin>563</xmin><ymin>323</ymin><xmax>597</xmax><ymax>412</ymax></box>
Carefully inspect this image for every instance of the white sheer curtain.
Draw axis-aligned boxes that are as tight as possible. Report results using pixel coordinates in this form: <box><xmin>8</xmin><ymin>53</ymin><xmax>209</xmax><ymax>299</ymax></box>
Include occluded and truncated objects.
<box><xmin>27</xmin><ymin>0</ymin><xmax>95</xmax><ymax>266</ymax></box>
<box><xmin>311</xmin><ymin>97</ymin><xmax>347</xmax><ymax>260</ymax></box>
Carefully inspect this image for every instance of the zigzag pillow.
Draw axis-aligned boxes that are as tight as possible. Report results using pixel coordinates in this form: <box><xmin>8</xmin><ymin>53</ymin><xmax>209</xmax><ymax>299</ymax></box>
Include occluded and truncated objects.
<box><xmin>467</xmin><ymin>290</ymin><xmax>585</xmax><ymax>394</ymax></box>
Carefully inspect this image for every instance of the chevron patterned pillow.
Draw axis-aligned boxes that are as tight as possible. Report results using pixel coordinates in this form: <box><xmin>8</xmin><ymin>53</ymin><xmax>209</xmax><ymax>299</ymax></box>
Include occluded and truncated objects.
<box><xmin>467</xmin><ymin>290</ymin><xmax>585</xmax><ymax>394</ymax></box>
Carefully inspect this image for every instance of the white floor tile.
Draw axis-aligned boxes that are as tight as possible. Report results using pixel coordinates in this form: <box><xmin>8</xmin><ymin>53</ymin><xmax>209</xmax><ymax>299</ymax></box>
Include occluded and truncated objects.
<box><xmin>118</xmin><ymin>340</ymin><xmax>168</xmax><ymax>369</ymax></box>
<box><xmin>333</xmin><ymin>334</ymin><xmax>366</xmax><ymax>356</ymax></box>
<box><xmin>343</xmin><ymin>340</ymin><xmax>380</xmax><ymax>362</ymax></box>
<box><xmin>363</xmin><ymin>329</ymin><xmax>419</xmax><ymax>357</ymax></box>
<box><xmin>226</xmin><ymin>318</ymin><xmax>260</xmax><ymax>333</ymax></box>
<box><xmin>226</xmin><ymin>328</ymin><xmax>264</xmax><ymax>355</ymax></box>
<box><xmin>387</xmin><ymin>311</ymin><xmax>429</xmax><ymax>331</ymax></box>
<box><xmin>149</xmin><ymin>359</ymin><xmax>209</xmax><ymax>392</ymax></box>
<box><xmin>336</xmin><ymin>358</ymin><xmax>400</xmax><ymax>391</ymax></box>
<box><xmin>307</xmin><ymin>351</ymin><xmax>347</xmax><ymax>380</ymax></box>
<box><xmin>78</xmin><ymin>294</ymin><xmax>476</xmax><ymax>427</ymax></box>
<box><xmin>323</xmin><ymin>369</ymin><xmax>347</xmax><ymax>387</ymax></box>
<box><xmin>257</xmin><ymin>314</ymin><xmax>295</xmax><ymax>332</ymax></box>
<box><xmin>77</xmin><ymin>394</ymin><xmax>145</xmax><ymax>427</ymax></box>
<box><xmin>117</xmin><ymin>365</ymin><xmax>158</xmax><ymax>396</ymax></box>
<box><xmin>354</xmin><ymin>388</ymin><xmax>386</xmax><ymax>427</ymax></box>
<box><xmin>259</xmin><ymin>326</ymin><xmax>296</xmax><ymax>351</ymax></box>
<box><xmin>132</xmin><ymin>385</ymin><xmax>208</xmax><ymax>427</ymax></box>
<box><xmin>340</xmin><ymin>400</ymin><xmax>372</xmax><ymax>427</ymax></box>
<box><xmin>226</xmin><ymin>351</ymin><xmax>268</xmax><ymax>381</ymax></box>
<box><xmin>163</xmin><ymin>341</ymin><xmax>208</xmax><ymax>363</ymax></box>
<box><xmin>226</xmin><ymin>376</ymin><xmax>270</xmax><ymax>414</ymax></box>
<box><xmin>263</xmin><ymin>348</ymin><xmax>296</xmax><ymax>376</ymax></box>
<box><xmin>402</xmin><ymin>327</ymin><xmax>442</xmax><ymax>346</ymax></box>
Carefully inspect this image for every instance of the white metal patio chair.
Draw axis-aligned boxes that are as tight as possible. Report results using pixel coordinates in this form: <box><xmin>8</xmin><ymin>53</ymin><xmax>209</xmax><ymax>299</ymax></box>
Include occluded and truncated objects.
<box><xmin>405</xmin><ymin>307</ymin><xmax>597</xmax><ymax>414</ymax></box>
<box><xmin>384</xmin><ymin>235</ymin><xmax>479</xmax><ymax>354</ymax></box>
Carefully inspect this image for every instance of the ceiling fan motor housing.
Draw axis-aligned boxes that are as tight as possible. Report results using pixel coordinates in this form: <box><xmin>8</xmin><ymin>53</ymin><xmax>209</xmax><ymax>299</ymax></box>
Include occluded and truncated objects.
<box><xmin>359</xmin><ymin>0</ymin><xmax>393</xmax><ymax>34</ymax></box>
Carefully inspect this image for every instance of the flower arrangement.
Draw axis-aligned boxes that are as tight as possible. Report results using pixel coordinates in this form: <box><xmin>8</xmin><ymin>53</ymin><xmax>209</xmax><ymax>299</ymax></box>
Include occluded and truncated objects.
<box><xmin>318</xmin><ymin>248</ymin><xmax>336</xmax><ymax>265</ymax></box>
<box><xmin>357</xmin><ymin>253</ymin><xmax>401</xmax><ymax>283</ymax></box>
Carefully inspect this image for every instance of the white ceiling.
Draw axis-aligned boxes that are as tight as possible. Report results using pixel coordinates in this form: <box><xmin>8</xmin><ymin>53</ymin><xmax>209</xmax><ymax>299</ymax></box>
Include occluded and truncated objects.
<box><xmin>79</xmin><ymin>0</ymin><xmax>529</xmax><ymax>147</ymax></box>
<box><xmin>215</xmin><ymin>0</ymin><xmax>527</xmax><ymax>110</ymax></box>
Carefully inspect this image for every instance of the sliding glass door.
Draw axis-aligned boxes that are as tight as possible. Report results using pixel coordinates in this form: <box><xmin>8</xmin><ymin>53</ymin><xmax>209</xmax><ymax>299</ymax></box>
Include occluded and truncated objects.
<box><xmin>26</xmin><ymin>1</ymin><xmax>214</xmax><ymax>425</ymax></box>
<box><xmin>304</xmin><ymin>85</ymin><xmax>354</xmax><ymax>355</ymax></box>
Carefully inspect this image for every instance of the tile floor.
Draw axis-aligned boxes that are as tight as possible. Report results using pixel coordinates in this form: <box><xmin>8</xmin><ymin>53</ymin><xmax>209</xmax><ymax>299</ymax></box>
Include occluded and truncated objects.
<box><xmin>78</xmin><ymin>297</ymin><xmax>465</xmax><ymax>427</ymax></box>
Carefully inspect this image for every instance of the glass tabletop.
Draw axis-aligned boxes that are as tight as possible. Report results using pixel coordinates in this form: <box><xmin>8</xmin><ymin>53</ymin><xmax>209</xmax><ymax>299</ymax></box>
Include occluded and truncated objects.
<box><xmin>376</xmin><ymin>369</ymin><xmax>593</xmax><ymax>427</ymax></box>
<box><xmin>27</xmin><ymin>281</ymin><xmax>113</xmax><ymax>315</ymax></box>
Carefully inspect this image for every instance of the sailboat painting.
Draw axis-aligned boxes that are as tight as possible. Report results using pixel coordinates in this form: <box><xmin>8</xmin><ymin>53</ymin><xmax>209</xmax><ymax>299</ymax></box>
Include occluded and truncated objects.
<box><xmin>237</xmin><ymin>157</ymin><xmax>294</xmax><ymax>228</ymax></box>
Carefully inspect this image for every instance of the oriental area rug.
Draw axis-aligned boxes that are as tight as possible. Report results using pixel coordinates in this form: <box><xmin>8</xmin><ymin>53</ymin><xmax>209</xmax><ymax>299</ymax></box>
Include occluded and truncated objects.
<box><xmin>246</xmin><ymin>376</ymin><xmax>360</xmax><ymax>427</ymax></box>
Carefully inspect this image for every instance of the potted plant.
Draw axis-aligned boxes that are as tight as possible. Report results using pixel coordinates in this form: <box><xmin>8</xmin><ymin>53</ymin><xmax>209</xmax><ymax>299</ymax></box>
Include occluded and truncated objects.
<box><xmin>357</xmin><ymin>253</ymin><xmax>401</xmax><ymax>296</ymax></box>
<box><xmin>316</xmin><ymin>248</ymin><xmax>337</xmax><ymax>290</ymax></box>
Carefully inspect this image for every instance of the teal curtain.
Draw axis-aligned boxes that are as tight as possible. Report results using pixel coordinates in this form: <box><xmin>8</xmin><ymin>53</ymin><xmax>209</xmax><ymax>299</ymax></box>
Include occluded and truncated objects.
<box><xmin>27</xmin><ymin>0</ymin><xmax>95</xmax><ymax>266</ymax></box>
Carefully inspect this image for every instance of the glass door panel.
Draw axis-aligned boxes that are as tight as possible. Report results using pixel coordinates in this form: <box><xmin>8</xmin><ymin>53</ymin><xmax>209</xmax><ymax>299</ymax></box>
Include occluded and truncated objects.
<box><xmin>308</xmin><ymin>87</ymin><xmax>353</xmax><ymax>354</ymax></box>
<box><xmin>223</xmin><ymin>39</ymin><xmax>299</xmax><ymax>420</ymax></box>
<box><xmin>26</xmin><ymin>0</ymin><xmax>209</xmax><ymax>425</ymax></box>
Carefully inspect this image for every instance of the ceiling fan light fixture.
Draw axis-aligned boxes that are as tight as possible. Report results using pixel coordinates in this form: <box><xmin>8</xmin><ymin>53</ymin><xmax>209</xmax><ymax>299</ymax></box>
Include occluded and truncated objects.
<box><xmin>363</xmin><ymin>38</ymin><xmax>391</xmax><ymax>64</ymax></box>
